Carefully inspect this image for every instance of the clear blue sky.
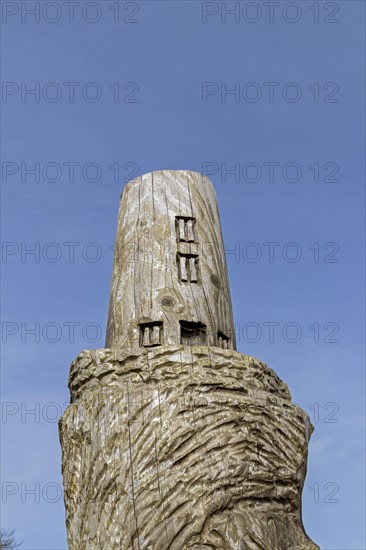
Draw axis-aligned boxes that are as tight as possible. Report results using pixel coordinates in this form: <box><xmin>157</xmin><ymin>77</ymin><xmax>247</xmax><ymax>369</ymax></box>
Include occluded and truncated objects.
<box><xmin>1</xmin><ymin>1</ymin><xmax>365</xmax><ymax>548</ymax></box>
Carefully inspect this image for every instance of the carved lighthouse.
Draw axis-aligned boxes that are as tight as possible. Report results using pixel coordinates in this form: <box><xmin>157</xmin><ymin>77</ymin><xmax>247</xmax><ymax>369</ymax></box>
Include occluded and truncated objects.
<box><xmin>60</xmin><ymin>170</ymin><xmax>318</xmax><ymax>549</ymax></box>
<box><xmin>105</xmin><ymin>170</ymin><xmax>236</xmax><ymax>352</ymax></box>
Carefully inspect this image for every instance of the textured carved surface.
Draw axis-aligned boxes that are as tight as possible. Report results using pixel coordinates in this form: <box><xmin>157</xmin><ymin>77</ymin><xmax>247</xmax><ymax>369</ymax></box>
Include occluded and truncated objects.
<box><xmin>105</xmin><ymin>170</ymin><xmax>236</xmax><ymax>352</ymax></box>
<box><xmin>60</xmin><ymin>346</ymin><xmax>318</xmax><ymax>550</ymax></box>
<box><xmin>60</xmin><ymin>170</ymin><xmax>318</xmax><ymax>549</ymax></box>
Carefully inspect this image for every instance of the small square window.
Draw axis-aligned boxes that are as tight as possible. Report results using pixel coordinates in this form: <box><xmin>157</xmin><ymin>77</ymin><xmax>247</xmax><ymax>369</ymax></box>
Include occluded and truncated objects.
<box><xmin>177</xmin><ymin>254</ymin><xmax>200</xmax><ymax>283</ymax></box>
<box><xmin>217</xmin><ymin>332</ymin><xmax>230</xmax><ymax>349</ymax></box>
<box><xmin>180</xmin><ymin>321</ymin><xmax>207</xmax><ymax>346</ymax></box>
<box><xmin>139</xmin><ymin>321</ymin><xmax>163</xmax><ymax>347</ymax></box>
<box><xmin>175</xmin><ymin>216</ymin><xmax>196</xmax><ymax>243</ymax></box>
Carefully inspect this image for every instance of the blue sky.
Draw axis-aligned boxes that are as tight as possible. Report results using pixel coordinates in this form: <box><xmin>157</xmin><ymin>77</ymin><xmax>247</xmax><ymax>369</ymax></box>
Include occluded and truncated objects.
<box><xmin>1</xmin><ymin>1</ymin><xmax>365</xmax><ymax>548</ymax></box>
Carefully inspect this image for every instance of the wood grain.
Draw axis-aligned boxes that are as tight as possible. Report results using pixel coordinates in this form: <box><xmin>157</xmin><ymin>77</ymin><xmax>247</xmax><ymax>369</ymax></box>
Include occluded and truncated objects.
<box><xmin>106</xmin><ymin>171</ymin><xmax>236</xmax><ymax>352</ymax></box>
<box><xmin>60</xmin><ymin>171</ymin><xmax>318</xmax><ymax>549</ymax></box>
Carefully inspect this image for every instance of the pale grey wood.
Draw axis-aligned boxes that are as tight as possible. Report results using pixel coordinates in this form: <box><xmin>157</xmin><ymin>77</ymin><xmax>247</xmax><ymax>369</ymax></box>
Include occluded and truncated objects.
<box><xmin>105</xmin><ymin>170</ymin><xmax>236</xmax><ymax>351</ymax></box>
<box><xmin>60</xmin><ymin>347</ymin><xmax>319</xmax><ymax>550</ymax></box>
<box><xmin>60</xmin><ymin>170</ymin><xmax>318</xmax><ymax>550</ymax></box>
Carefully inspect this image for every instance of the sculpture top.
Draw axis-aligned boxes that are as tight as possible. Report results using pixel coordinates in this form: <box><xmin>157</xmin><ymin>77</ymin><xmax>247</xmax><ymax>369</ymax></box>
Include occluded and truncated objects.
<box><xmin>106</xmin><ymin>170</ymin><xmax>236</xmax><ymax>352</ymax></box>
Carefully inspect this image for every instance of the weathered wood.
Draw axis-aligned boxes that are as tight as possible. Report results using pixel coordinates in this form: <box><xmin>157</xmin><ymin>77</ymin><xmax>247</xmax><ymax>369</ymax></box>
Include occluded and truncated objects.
<box><xmin>60</xmin><ymin>170</ymin><xmax>318</xmax><ymax>550</ymax></box>
<box><xmin>105</xmin><ymin>170</ymin><xmax>236</xmax><ymax>351</ymax></box>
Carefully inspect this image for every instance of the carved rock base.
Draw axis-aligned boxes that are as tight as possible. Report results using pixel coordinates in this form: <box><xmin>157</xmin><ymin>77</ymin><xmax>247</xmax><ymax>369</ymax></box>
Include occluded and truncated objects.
<box><xmin>59</xmin><ymin>346</ymin><xmax>319</xmax><ymax>550</ymax></box>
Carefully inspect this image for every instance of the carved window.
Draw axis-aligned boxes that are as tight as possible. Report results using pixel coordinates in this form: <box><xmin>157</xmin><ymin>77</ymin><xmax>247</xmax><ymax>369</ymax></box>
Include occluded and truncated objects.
<box><xmin>175</xmin><ymin>216</ymin><xmax>196</xmax><ymax>243</ymax></box>
<box><xmin>177</xmin><ymin>253</ymin><xmax>199</xmax><ymax>283</ymax></box>
<box><xmin>180</xmin><ymin>321</ymin><xmax>207</xmax><ymax>346</ymax></box>
<box><xmin>217</xmin><ymin>332</ymin><xmax>230</xmax><ymax>349</ymax></box>
<box><xmin>139</xmin><ymin>321</ymin><xmax>163</xmax><ymax>347</ymax></box>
